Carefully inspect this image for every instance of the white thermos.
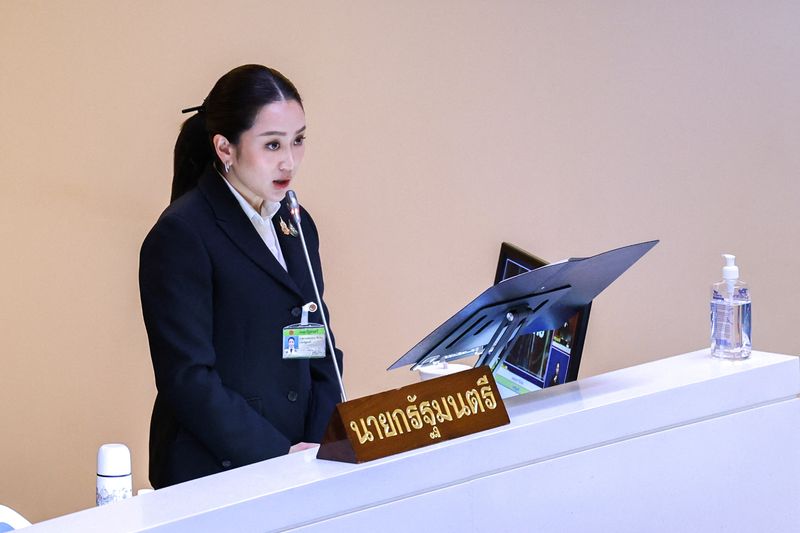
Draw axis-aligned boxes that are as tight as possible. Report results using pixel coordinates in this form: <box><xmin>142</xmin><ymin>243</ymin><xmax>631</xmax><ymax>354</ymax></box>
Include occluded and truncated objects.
<box><xmin>96</xmin><ymin>443</ymin><xmax>132</xmax><ymax>506</ymax></box>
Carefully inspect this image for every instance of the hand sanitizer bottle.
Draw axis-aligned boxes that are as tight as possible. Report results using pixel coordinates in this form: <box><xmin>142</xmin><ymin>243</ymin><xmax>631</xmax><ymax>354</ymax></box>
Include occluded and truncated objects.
<box><xmin>710</xmin><ymin>254</ymin><xmax>751</xmax><ymax>359</ymax></box>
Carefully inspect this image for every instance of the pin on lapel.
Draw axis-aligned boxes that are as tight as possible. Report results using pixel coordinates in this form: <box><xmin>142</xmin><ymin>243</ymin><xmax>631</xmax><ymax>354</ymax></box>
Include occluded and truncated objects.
<box><xmin>279</xmin><ymin>216</ymin><xmax>299</xmax><ymax>237</ymax></box>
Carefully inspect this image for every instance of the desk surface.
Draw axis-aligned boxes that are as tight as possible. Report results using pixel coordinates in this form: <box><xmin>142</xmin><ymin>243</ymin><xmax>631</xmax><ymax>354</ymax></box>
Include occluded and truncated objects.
<box><xmin>26</xmin><ymin>349</ymin><xmax>800</xmax><ymax>532</ymax></box>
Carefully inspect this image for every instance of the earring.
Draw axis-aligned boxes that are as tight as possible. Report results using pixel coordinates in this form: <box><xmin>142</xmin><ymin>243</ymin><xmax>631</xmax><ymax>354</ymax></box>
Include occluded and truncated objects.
<box><xmin>224</xmin><ymin>161</ymin><xmax>231</xmax><ymax>173</ymax></box>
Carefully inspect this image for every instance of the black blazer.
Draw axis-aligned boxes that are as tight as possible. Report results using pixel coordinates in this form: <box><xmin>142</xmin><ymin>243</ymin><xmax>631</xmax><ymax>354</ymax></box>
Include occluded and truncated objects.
<box><xmin>139</xmin><ymin>166</ymin><xmax>343</xmax><ymax>488</ymax></box>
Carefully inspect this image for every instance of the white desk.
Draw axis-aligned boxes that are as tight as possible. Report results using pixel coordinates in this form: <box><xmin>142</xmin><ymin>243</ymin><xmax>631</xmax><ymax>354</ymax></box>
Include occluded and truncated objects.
<box><xmin>27</xmin><ymin>350</ymin><xmax>800</xmax><ymax>532</ymax></box>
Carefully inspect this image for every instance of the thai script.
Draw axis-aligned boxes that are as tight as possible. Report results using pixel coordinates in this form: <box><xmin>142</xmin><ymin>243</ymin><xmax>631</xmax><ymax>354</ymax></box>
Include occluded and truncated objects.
<box><xmin>347</xmin><ymin>375</ymin><xmax>498</xmax><ymax>444</ymax></box>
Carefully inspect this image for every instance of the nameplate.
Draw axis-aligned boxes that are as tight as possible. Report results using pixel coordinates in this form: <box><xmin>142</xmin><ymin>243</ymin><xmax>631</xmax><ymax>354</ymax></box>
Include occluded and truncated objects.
<box><xmin>316</xmin><ymin>367</ymin><xmax>509</xmax><ymax>463</ymax></box>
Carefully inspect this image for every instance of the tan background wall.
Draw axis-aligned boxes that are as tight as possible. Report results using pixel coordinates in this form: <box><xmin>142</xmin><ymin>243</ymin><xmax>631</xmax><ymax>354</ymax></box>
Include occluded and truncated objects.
<box><xmin>1</xmin><ymin>0</ymin><xmax>798</xmax><ymax>523</ymax></box>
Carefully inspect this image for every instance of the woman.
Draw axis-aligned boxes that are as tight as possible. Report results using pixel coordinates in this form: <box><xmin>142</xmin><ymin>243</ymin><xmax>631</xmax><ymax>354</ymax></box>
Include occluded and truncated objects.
<box><xmin>139</xmin><ymin>65</ymin><xmax>343</xmax><ymax>488</ymax></box>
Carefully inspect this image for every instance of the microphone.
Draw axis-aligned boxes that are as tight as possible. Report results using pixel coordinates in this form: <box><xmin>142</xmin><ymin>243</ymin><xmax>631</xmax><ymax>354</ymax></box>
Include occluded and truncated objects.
<box><xmin>286</xmin><ymin>190</ymin><xmax>301</xmax><ymax>226</ymax></box>
<box><xmin>285</xmin><ymin>190</ymin><xmax>347</xmax><ymax>402</ymax></box>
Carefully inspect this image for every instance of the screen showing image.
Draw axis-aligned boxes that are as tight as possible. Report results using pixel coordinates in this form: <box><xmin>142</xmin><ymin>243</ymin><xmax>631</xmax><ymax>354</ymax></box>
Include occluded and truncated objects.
<box><xmin>489</xmin><ymin>243</ymin><xmax>589</xmax><ymax>399</ymax></box>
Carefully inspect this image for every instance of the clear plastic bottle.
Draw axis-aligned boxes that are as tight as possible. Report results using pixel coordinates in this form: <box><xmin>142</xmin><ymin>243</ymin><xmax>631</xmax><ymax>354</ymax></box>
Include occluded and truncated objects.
<box><xmin>710</xmin><ymin>254</ymin><xmax>751</xmax><ymax>359</ymax></box>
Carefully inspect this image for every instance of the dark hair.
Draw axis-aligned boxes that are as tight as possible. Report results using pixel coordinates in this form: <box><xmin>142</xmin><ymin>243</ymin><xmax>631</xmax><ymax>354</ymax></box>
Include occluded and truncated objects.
<box><xmin>171</xmin><ymin>64</ymin><xmax>303</xmax><ymax>202</ymax></box>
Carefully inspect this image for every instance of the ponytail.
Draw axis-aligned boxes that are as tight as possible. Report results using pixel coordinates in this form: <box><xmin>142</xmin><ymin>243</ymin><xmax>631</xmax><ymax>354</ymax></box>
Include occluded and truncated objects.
<box><xmin>171</xmin><ymin>112</ymin><xmax>212</xmax><ymax>203</ymax></box>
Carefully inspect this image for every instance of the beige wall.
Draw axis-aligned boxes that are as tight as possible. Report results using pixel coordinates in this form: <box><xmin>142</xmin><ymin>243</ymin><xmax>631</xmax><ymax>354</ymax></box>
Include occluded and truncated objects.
<box><xmin>1</xmin><ymin>0</ymin><xmax>798</xmax><ymax>523</ymax></box>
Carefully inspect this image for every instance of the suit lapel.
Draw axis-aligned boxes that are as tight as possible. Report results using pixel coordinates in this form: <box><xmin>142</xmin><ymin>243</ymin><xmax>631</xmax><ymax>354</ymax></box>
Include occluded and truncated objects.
<box><xmin>198</xmin><ymin>167</ymin><xmax>304</xmax><ymax>299</ymax></box>
<box><xmin>273</xmin><ymin>202</ymin><xmax>310</xmax><ymax>293</ymax></box>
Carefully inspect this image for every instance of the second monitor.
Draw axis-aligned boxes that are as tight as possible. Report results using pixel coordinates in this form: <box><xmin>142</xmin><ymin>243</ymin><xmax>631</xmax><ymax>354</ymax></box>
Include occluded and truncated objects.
<box><xmin>486</xmin><ymin>242</ymin><xmax>592</xmax><ymax>399</ymax></box>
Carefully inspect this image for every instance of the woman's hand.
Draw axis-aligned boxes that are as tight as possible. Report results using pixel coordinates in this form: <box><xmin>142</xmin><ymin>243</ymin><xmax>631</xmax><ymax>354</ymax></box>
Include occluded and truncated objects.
<box><xmin>289</xmin><ymin>442</ymin><xmax>319</xmax><ymax>454</ymax></box>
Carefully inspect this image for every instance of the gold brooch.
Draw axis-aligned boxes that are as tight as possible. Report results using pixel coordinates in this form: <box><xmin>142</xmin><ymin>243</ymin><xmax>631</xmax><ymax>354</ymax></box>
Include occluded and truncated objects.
<box><xmin>279</xmin><ymin>216</ymin><xmax>299</xmax><ymax>237</ymax></box>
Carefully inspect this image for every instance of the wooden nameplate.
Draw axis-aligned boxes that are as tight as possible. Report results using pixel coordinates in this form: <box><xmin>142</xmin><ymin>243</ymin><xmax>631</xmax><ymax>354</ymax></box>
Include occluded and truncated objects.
<box><xmin>316</xmin><ymin>366</ymin><xmax>509</xmax><ymax>463</ymax></box>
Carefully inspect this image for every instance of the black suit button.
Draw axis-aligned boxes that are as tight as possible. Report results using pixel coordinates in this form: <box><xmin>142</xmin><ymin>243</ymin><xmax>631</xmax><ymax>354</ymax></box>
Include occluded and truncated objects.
<box><xmin>291</xmin><ymin>307</ymin><xmax>301</xmax><ymax>317</ymax></box>
<box><xmin>287</xmin><ymin>390</ymin><xmax>298</xmax><ymax>402</ymax></box>
<box><xmin>221</xmin><ymin>460</ymin><xmax>232</xmax><ymax>468</ymax></box>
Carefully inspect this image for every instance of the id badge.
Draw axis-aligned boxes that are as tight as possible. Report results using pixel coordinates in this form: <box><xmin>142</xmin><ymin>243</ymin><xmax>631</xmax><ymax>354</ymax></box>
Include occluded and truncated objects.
<box><xmin>282</xmin><ymin>324</ymin><xmax>326</xmax><ymax>359</ymax></box>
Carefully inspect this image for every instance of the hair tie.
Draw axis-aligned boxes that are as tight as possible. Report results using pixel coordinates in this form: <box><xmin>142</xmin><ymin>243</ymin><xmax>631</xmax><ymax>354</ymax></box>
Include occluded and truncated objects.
<box><xmin>181</xmin><ymin>104</ymin><xmax>205</xmax><ymax>114</ymax></box>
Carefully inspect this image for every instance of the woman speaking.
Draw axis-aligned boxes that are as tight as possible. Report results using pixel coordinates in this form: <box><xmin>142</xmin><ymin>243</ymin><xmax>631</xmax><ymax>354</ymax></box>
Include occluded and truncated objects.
<box><xmin>139</xmin><ymin>65</ymin><xmax>343</xmax><ymax>488</ymax></box>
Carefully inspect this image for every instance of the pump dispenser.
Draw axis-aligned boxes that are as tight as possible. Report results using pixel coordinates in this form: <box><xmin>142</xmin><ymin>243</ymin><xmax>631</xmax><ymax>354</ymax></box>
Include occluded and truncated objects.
<box><xmin>710</xmin><ymin>254</ymin><xmax>751</xmax><ymax>359</ymax></box>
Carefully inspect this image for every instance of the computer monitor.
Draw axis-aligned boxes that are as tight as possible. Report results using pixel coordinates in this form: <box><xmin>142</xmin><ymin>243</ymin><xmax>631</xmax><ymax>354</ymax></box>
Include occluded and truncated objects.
<box><xmin>486</xmin><ymin>242</ymin><xmax>591</xmax><ymax>399</ymax></box>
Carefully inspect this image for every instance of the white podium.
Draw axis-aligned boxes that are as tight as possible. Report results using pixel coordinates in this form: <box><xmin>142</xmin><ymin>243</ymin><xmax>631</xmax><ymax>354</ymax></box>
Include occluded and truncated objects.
<box><xmin>28</xmin><ymin>350</ymin><xmax>800</xmax><ymax>532</ymax></box>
